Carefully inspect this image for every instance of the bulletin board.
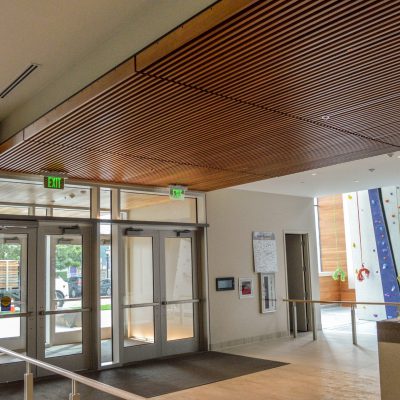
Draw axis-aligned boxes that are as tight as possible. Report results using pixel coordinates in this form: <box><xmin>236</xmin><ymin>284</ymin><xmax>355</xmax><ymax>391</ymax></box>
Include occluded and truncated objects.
<box><xmin>252</xmin><ymin>231</ymin><xmax>278</xmax><ymax>273</ymax></box>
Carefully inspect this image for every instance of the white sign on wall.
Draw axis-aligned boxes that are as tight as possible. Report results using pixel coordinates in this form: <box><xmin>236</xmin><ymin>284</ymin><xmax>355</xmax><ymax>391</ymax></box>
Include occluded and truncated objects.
<box><xmin>252</xmin><ymin>231</ymin><xmax>278</xmax><ymax>273</ymax></box>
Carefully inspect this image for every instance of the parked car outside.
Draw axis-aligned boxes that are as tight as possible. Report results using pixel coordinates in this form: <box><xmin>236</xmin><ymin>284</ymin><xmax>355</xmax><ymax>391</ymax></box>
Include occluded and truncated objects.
<box><xmin>68</xmin><ymin>276</ymin><xmax>82</xmax><ymax>298</ymax></box>
<box><xmin>100</xmin><ymin>278</ymin><xmax>111</xmax><ymax>296</ymax></box>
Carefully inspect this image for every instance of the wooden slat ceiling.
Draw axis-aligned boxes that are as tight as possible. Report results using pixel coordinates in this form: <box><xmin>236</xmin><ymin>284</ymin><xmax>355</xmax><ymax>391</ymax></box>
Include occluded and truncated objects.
<box><xmin>0</xmin><ymin>0</ymin><xmax>399</xmax><ymax>191</ymax></box>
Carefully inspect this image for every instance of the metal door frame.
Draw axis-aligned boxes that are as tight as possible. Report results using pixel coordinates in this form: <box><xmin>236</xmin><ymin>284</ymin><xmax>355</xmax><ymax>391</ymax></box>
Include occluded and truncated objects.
<box><xmin>118</xmin><ymin>227</ymin><xmax>162</xmax><ymax>363</ymax></box>
<box><xmin>118</xmin><ymin>226</ymin><xmax>200</xmax><ymax>364</ymax></box>
<box><xmin>159</xmin><ymin>230</ymin><xmax>200</xmax><ymax>356</ymax></box>
<box><xmin>36</xmin><ymin>221</ymin><xmax>92</xmax><ymax>375</ymax></box>
<box><xmin>283</xmin><ymin>231</ymin><xmax>313</xmax><ymax>334</ymax></box>
<box><xmin>0</xmin><ymin>221</ymin><xmax>37</xmax><ymax>383</ymax></box>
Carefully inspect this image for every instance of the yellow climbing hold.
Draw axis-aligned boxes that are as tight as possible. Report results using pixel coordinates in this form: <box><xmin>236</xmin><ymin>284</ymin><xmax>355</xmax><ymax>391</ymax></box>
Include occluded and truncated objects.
<box><xmin>348</xmin><ymin>195</ymin><xmax>353</xmax><ymax>200</ymax></box>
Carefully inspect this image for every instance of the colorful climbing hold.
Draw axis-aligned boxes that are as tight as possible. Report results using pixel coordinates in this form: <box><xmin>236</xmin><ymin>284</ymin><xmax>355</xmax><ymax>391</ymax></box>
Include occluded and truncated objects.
<box><xmin>332</xmin><ymin>267</ymin><xmax>347</xmax><ymax>282</ymax></box>
<box><xmin>357</xmin><ymin>264</ymin><xmax>370</xmax><ymax>282</ymax></box>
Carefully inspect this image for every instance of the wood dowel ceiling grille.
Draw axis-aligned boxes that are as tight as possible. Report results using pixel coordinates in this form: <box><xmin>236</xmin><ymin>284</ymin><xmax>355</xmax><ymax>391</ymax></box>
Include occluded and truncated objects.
<box><xmin>0</xmin><ymin>0</ymin><xmax>399</xmax><ymax>191</ymax></box>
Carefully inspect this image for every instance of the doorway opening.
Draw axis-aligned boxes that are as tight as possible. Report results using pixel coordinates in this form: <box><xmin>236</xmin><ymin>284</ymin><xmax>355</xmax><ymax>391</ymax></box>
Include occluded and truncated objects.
<box><xmin>285</xmin><ymin>233</ymin><xmax>312</xmax><ymax>333</ymax></box>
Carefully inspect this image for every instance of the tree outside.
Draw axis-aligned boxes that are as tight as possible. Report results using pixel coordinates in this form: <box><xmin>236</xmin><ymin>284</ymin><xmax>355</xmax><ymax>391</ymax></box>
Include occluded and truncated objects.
<box><xmin>55</xmin><ymin>244</ymin><xmax>82</xmax><ymax>280</ymax></box>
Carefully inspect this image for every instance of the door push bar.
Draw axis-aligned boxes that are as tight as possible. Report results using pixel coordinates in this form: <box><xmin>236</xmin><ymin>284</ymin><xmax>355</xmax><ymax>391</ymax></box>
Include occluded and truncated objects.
<box><xmin>122</xmin><ymin>302</ymin><xmax>160</xmax><ymax>309</ymax></box>
<box><xmin>0</xmin><ymin>312</ymin><xmax>32</xmax><ymax>319</ymax></box>
<box><xmin>39</xmin><ymin>308</ymin><xmax>91</xmax><ymax>316</ymax></box>
<box><xmin>161</xmin><ymin>299</ymin><xmax>200</xmax><ymax>305</ymax></box>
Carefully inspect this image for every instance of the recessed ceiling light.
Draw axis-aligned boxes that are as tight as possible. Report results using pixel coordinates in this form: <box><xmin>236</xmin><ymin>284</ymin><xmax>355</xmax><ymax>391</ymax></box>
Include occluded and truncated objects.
<box><xmin>311</xmin><ymin>173</ymin><xmax>317</xmax><ymax>176</ymax></box>
<box><xmin>354</xmin><ymin>180</ymin><xmax>359</xmax><ymax>183</ymax></box>
<box><xmin>397</xmin><ymin>155</ymin><xmax>400</xmax><ymax>159</ymax></box>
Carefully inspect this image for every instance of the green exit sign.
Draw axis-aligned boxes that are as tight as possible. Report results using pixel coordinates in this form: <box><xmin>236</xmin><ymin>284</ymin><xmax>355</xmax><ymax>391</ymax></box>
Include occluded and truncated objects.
<box><xmin>169</xmin><ymin>186</ymin><xmax>186</xmax><ymax>200</ymax></box>
<box><xmin>44</xmin><ymin>176</ymin><xmax>65</xmax><ymax>190</ymax></box>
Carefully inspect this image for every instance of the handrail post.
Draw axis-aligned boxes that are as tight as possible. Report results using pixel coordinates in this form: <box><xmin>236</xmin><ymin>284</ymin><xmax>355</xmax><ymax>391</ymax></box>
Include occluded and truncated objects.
<box><xmin>311</xmin><ymin>302</ymin><xmax>317</xmax><ymax>341</ymax></box>
<box><xmin>24</xmin><ymin>362</ymin><xmax>34</xmax><ymax>400</ymax></box>
<box><xmin>69</xmin><ymin>380</ymin><xmax>80</xmax><ymax>400</ymax></box>
<box><xmin>351</xmin><ymin>304</ymin><xmax>357</xmax><ymax>345</ymax></box>
<box><xmin>292</xmin><ymin>302</ymin><xmax>297</xmax><ymax>338</ymax></box>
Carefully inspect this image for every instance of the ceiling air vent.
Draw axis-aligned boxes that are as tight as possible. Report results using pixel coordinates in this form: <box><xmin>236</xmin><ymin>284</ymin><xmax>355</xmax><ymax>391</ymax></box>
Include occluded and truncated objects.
<box><xmin>0</xmin><ymin>63</ymin><xmax>39</xmax><ymax>99</ymax></box>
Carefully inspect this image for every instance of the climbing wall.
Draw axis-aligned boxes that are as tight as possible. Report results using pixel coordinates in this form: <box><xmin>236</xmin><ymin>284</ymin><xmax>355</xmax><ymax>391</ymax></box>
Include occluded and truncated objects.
<box><xmin>343</xmin><ymin>191</ymin><xmax>386</xmax><ymax>321</ymax></box>
<box><xmin>381</xmin><ymin>187</ymin><xmax>400</xmax><ymax>278</ymax></box>
<box><xmin>369</xmin><ymin>188</ymin><xmax>400</xmax><ymax>319</ymax></box>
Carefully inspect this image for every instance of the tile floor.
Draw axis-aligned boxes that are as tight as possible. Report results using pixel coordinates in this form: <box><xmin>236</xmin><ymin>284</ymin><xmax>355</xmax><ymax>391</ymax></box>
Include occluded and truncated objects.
<box><xmin>156</xmin><ymin>314</ymin><xmax>381</xmax><ymax>400</ymax></box>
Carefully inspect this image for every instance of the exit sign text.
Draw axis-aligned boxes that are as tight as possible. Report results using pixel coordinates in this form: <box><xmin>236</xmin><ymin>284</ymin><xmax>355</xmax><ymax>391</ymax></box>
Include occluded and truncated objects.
<box><xmin>44</xmin><ymin>176</ymin><xmax>65</xmax><ymax>190</ymax></box>
<box><xmin>169</xmin><ymin>186</ymin><xmax>186</xmax><ymax>200</ymax></box>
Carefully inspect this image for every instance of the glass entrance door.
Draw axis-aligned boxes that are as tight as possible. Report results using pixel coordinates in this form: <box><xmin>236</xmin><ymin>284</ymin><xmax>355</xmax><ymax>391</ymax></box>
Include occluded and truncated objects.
<box><xmin>120</xmin><ymin>228</ymin><xmax>199</xmax><ymax>363</ymax></box>
<box><xmin>121</xmin><ymin>230</ymin><xmax>161</xmax><ymax>362</ymax></box>
<box><xmin>0</xmin><ymin>225</ymin><xmax>36</xmax><ymax>383</ymax></box>
<box><xmin>160</xmin><ymin>231</ymin><xmax>199</xmax><ymax>356</ymax></box>
<box><xmin>36</xmin><ymin>223</ymin><xmax>92</xmax><ymax>374</ymax></box>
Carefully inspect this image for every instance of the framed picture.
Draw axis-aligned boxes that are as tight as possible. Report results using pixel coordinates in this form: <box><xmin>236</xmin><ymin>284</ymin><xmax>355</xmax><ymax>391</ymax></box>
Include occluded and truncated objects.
<box><xmin>239</xmin><ymin>278</ymin><xmax>254</xmax><ymax>299</ymax></box>
<box><xmin>260</xmin><ymin>273</ymin><xmax>276</xmax><ymax>313</ymax></box>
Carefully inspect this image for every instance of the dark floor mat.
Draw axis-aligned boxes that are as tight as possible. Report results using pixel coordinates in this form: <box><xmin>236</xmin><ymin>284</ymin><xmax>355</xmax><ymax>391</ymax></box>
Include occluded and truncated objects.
<box><xmin>0</xmin><ymin>351</ymin><xmax>287</xmax><ymax>399</ymax></box>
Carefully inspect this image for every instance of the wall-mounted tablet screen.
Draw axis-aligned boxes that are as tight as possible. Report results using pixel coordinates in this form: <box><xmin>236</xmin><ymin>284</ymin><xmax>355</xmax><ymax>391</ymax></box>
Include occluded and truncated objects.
<box><xmin>216</xmin><ymin>277</ymin><xmax>235</xmax><ymax>291</ymax></box>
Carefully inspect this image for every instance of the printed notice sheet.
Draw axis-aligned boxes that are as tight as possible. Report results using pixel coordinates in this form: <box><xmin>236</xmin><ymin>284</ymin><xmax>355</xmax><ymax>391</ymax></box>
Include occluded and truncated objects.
<box><xmin>252</xmin><ymin>232</ymin><xmax>278</xmax><ymax>273</ymax></box>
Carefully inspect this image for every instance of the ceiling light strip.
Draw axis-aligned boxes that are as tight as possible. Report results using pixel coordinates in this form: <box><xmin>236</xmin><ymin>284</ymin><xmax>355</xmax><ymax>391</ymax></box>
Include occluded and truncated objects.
<box><xmin>0</xmin><ymin>64</ymin><xmax>39</xmax><ymax>99</ymax></box>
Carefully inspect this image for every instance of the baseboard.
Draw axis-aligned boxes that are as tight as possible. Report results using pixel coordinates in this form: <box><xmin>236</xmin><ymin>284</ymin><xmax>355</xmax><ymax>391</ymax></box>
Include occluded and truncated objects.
<box><xmin>210</xmin><ymin>331</ymin><xmax>288</xmax><ymax>351</ymax></box>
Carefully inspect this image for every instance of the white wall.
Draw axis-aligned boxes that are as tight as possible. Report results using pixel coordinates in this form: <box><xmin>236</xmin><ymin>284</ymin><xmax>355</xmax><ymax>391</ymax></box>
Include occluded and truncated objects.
<box><xmin>206</xmin><ymin>188</ymin><xmax>319</xmax><ymax>349</ymax></box>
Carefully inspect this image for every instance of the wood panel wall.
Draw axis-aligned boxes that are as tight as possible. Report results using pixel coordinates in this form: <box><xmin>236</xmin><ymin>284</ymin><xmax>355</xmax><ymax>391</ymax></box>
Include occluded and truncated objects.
<box><xmin>318</xmin><ymin>195</ymin><xmax>355</xmax><ymax>303</ymax></box>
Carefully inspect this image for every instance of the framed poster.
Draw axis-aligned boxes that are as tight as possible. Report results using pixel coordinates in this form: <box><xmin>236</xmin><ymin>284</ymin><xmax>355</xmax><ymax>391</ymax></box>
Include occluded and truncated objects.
<box><xmin>239</xmin><ymin>278</ymin><xmax>254</xmax><ymax>299</ymax></box>
<box><xmin>252</xmin><ymin>232</ymin><xmax>278</xmax><ymax>273</ymax></box>
<box><xmin>260</xmin><ymin>273</ymin><xmax>276</xmax><ymax>313</ymax></box>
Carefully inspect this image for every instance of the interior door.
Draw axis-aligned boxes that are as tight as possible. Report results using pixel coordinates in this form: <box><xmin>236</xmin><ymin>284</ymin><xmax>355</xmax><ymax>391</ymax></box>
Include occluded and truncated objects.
<box><xmin>36</xmin><ymin>223</ymin><xmax>91</xmax><ymax>374</ymax></box>
<box><xmin>120</xmin><ymin>228</ymin><xmax>161</xmax><ymax>363</ymax></box>
<box><xmin>285</xmin><ymin>234</ymin><xmax>309</xmax><ymax>332</ymax></box>
<box><xmin>160</xmin><ymin>230</ymin><xmax>199</xmax><ymax>356</ymax></box>
<box><xmin>0</xmin><ymin>225</ymin><xmax>36</xmax><ymax>383</ymax></box>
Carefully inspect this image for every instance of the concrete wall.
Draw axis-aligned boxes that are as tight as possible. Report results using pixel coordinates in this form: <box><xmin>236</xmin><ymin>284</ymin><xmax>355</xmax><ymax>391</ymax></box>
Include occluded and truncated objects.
<box><xmin>206</xmin><ymin>189</ymin><xmax>319</xmax><ymax>349</ymax></box>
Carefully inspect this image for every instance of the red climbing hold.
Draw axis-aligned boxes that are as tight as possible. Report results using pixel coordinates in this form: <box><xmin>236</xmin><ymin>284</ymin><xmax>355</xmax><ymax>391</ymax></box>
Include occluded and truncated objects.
<box><xmin>357</xmin><ymin>264</ymin><xmax>370</xmax><ymax>282</ymax></box>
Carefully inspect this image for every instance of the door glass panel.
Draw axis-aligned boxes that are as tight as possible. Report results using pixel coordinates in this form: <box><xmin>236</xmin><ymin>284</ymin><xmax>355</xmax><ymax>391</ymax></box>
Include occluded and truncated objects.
<box><xmin>120</xmin><ymin>191</ymin><xmax>197</xmax><ymax>223</ymax></box>
<box><xmin>44</xmin><ymin>235</ymin><xmax>83</xmax><ymax>358</ymax></box>
<box><xmin>165</xmin><ymin>237</ymin><xmax>194</xmax><ymax>340</ymax></box>
<box><xmin>100</xmin><ymin>229</ymin><xmax>112</xmax><ymax>364</ymax></box>
<box><xmin>124</xmin><ymin>236</ymin><xmax>155</xmax><ymax>346</ymax></box>
<box><xmin>124</xmin><ymin>307</ymin><xmax>155</xmax><ymax>347</ymax></box>
<box><xmin>0</xmin><ymin>234</ymin><xmax>27</xmax><ymax>363</ymax></box>
<box><xmin>0</xmin><ymin>179</ymin><xmax>91</xmax><ymax>218</ymax></box>
<box><xmin>124</xmin><ymin>237</ymin><xmax>154</xmax><ymax>305</ymax></box>
<box><xmin>45</xmin><ymin>313</ymin><xmax>82</xmax><ymax>358</ymax></box>
<box><xmin>166</xmin><ymin>304</ymin><xmax>194</xmax><ymax>341</ymax></box>
<box><xmin>165</xmin><ymin>238</ymin><xmax>193</xmax><ymax>301</ymax></box>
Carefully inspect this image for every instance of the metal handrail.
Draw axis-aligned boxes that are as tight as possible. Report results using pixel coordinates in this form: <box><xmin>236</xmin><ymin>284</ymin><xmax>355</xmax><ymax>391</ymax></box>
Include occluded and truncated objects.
<box><xmin>283</xmin><ymin>299</ymin><xmax>400</xmax><ymax>306</ymax></box>
<box><xmin>283</xmin><ymin>298</ymin><xmax>400</xmax><ymax>345</ymax></box>
<box><xmin>0</xmin><ymin>345</ymin><xmax>144</xmax><ymax>400</ymax></box>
